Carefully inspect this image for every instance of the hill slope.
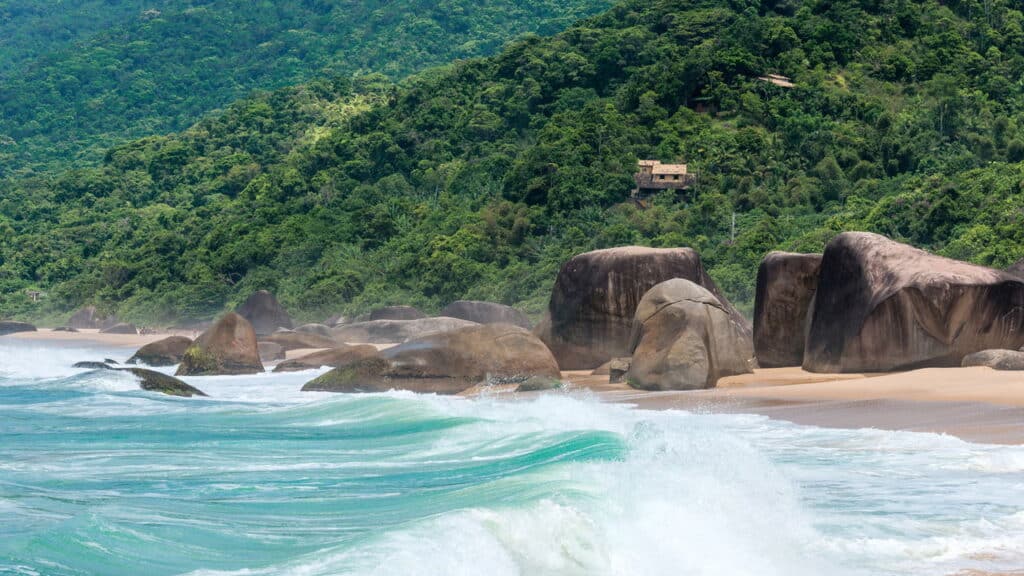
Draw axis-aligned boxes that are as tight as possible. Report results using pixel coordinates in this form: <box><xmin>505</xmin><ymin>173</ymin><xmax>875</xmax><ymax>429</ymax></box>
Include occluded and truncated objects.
<box><xmin>2</xmin><ymin>0</ymin><xmax>1024</xmax><ymax>324</ymax></box>
<box><xmin>0</xmin><ymin>0</ymin><xmax>613</xmax><ymax>174</ymax></box>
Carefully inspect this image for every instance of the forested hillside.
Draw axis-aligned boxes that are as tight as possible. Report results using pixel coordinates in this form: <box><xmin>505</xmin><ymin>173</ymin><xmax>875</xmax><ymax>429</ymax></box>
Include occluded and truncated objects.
<box><xmin>0</xmin><ymin>0</ymin><xmax>613</xmax><ymax>174</ymax></box>
<box><xmin>2</xmin><ymin>0</ymin><xmax>1024</xmax><ymax>325</ymax></box>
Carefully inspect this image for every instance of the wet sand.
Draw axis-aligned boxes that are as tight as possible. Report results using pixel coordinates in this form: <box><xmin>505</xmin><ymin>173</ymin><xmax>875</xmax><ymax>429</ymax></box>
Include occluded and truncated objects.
<box><xmin>563</xmin><ymin>367</ymin><xmax>1024</xmax><ymax>445</ymax></box>
<box><xmin>6</xmin><ymin>328</ymin><xmax>195</xmax><ymax>348</ymax></box>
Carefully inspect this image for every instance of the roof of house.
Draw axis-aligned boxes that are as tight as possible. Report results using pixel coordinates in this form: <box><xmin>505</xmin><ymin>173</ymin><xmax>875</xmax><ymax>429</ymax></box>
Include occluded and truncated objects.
<box><xmin>651</xmin><ymin>164</ymin><xmax>688</xmax><ymax>175</ymax></box>
<box><xmin>757</xmin><ymin>74</ymin><xmax>795</xmax><ymax>88</ymax></box>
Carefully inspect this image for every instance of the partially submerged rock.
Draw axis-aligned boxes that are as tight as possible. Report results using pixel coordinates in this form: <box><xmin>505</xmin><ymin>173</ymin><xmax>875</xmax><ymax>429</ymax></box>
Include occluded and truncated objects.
<box><xmin>368</xmin><ymin>306</ymin><xmax>426</xmax><ymax>321</ymax></box>
<box><xmin>440</xmin><ymin>301</ymin><xmax>531</xmax><ymax>329</ymax></box>
<box><xmin>330</xmin><ymin>317</ymin><xmax>477</xmax><ymax>344</ymax></box>
<box><xmin>123</xmin><ymin>368</ymin><xmax>207</xmax><ymax>397</ymax></box>
<box><xmin>628</xmin><ymin>279</ymin><xmax>755</xmax><ymax>391</ymax></box>
<box><xmin>176</xmin><ymin>312</ymin><xmax>264</xmax><ymax>376</ymax></box>
<box><xmin>71</xmin><ymin>362</ymin><xmax>206</xmax><ymax>397</ymax></box>
<box><xmin>753</xmin><ymin>252</ymin><xmax>822</xmax><ymax>368</ymax></box>
<box><xmin>804</xmin><ymin>232</ymin><xmax>1024</xmax><ymax>372</ymax></box>
<box><xmin>127</xmin><ymin>335</ymin><xmax>193</xmax><ymax>366</ymax></box>
<box><xmin>235</xmin><ymin>290</ymin><xmax>293</xmax><ymax>335</ymax></box>
<box><xmin>100</xmin><ymin>323</ymin><xmax>138</xmax><ymax>335</ymax></box>
<box><xmin>962</xmin><ymin>349</ymin><xmax>1024</xmax><ymax>371</ymax></box>
<box><xmin>273</xmin><ymin>345</ymin><xmax>379</xmax><ymax>372</ymax></box>
<box><xmin>304</xmin><ymin>323</ymin><xmax>560</xmax><ymax>394</ymax></box>
<box><xmin>539</xmin><ymin>246</ymin><xmax>748</xmax><ymax>369</ymax></box>
<box><xmin>53</xmin><ymin>326</ymin><xmax>78</xmax><ymax>332</ymax></box>
<box><xmin>260</xmin><ymin>330</ymin><xmax>338</xmax><ymax>351</ymax></box>
<box><xmin>0</xmin><ymin>321</ymin><xmax>36</xmax><ymax>336</ymax></box>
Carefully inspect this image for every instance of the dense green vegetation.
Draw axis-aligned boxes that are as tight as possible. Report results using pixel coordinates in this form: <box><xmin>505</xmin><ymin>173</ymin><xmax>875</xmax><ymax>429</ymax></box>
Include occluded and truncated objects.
<box><xmin>0</xmin><ymin>0</ymin><xmax>613</xmax><ymax>175</ymax></box>
<box><xmin>3</xmin><ymin>0</ymin><xmax>1024</xmax><ymax>326</ymax></box>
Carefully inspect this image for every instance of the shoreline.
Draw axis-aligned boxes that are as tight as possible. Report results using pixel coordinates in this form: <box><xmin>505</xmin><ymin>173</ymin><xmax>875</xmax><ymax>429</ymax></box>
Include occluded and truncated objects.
<box><xmin>562</xmin><ymin>367</ymin><xmax>1024</xmax><ymax>445</ymax></box>
<box><xmin>7</xmin><ymin>329</ymin><xmax>1024</xmax><ymax>445</ymax></box>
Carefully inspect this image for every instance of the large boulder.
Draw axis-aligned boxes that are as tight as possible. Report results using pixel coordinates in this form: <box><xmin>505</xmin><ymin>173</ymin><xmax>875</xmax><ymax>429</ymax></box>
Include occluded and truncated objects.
<box><xmin>303</xmin><ymin>323</ymin><xmax>560</xmax><ymax>394</ymax></box>
<box><xmin>127</xmin><ymin>335</ymin><xmax>193</xmax><ymax>366</ymax></box>
<box><xmin>753</xmin><ymin>252</ymin><xmax>822</xmax><ymax>368</ymax></box>
<box><xmin>962</xmin><ymin>349</ymin><xmax>1024</xmax><ymax>370</ymax></box>
<box><xmin>0</xmin><ymin>321</ymin><xmax>37</xmax><ymax>336</ymax></box>
<box><xmin>440</xmin><ymin>301</ymin><xmax>531</xmax><ymax>329</ymax></box>
<box><xmin>330</xmin><ymin>317</ymin><xmax>478</xmax><ymax>344</ymax></box>
<box><xmin>260</xmin><ymin>331</ymin><xmax>338</xmax><ymax>351</ymax></box>
<box><xmin>258</xmin><ymin>341</ymin><xmax>286</xmax><ymax>362</ymax></box>
<box><xmin>1007</xmin><ymin>258</ymin><xmax>1024</xmax><ymax>278</ymax></box>
<box><xmin>235</xmin><ymin>291</ymin><xmax>293</xmax><ymax>336</ymax></box>
<box><xmin>294</xmin><ymin>323</ymin><xmax>333</xmax><ymax>338</ymax></box>
<box><xmin>68</xmin><ymin>306</ymin><xmax>114</xmax><ymax>330</ymax></box>
<box><xmin>274</xmin><ymin>345</ymin><xmax>380</xmax><ymax>373</ymax></box>
<box><xmin>804</xmin><ymin>232</ymin><xmax>1024</xmax><ymax>372</ymax></box>
<box><xmin>176</xmin><ymin>312</ymin><xmax>264</xmax><ymax>376</ymax></box>
<box><xmin>539</xmin><ymin>246</ymin><xmax>748</xmax><ymax>370</ymax></box>
<box><xmin>368</xmin><ymin>306</ymin><xmax>426</xmax><ymax>321</ymax></box>
<box><xmin>100</xmin><ymin>322</ymin><xmax>138</xmax><ymax>335</ymax></box>
<box><xmin>628</xmin><ymin>279</ymin><xmax>755</xmax><ymax>391</ymax></box>
<box><xmin>123</xmin><ymin>368</ymin><xmax>207</xmax><ymax>397</ymax></box>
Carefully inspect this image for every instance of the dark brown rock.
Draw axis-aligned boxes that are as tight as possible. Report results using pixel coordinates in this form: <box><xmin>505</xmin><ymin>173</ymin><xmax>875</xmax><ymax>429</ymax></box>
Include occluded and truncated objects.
<box><xmin>0</xmin><ymin>321</ymin><xmax>36</xmax><ymax>336</ymax></box>
<box><xmin>368</xmin><ymin>306</ymin><xmax>426</xmax><ymax>321</ymax></box>
<box><xmin>628</xmin><ymin>279</ymin><xmax>755</xmax><ymax>390</ymax></box>
<box><xmin>176</xmin><ymin>312</ymin><xmax>264</xmax><ymax>376</ymax></box>
<box><xmin>235</xmin><ymin>291</ymin><xmax>293</xmax><ymax>336</ymax></box>
<box><xmin>440</xmin><ymin>301</ymin><xmax>532</xmax><ymax>329</ymax></box>
<box><xmin>100</xmin><ymin>323</ymin><xmax>138</xmax><ymax>335</ymax></box>
<box><xmin>804</xmin><ymin>232</ymin><xmax>1024</xmax><ymax>373</ymax></box>
<box><xmin>304</xmin><ymin>323</ymin><xmax>560</xmax><ymax>394</ymax></box>
<box><xmin>260</xmin><ymin>331</ymin><xmax>338</xmax><ymax>351</ymax></box>
<box><xmin>539</xmin><ymin>246</ymin><xmax>749</xmax><ymax>370</ymax></box>
<box><xmin>962</xmin><ymin>349</ymin><xmax>1024</xmax><ymax>370</ymax></box>
<box><xmin>274</xmin><ymin>345</ymin><xmax>380</xmax><ymax>372</ymax></box>
<box><xmin>122</xmin><ymin>368</ymin><xmax>207</xmax><ymax>397</ymax></box>
<box><xmin>753</xmin><ymin>252</ymin><xmax>822</xmax><ymax>368</ymax></box>
<box><xmin>258</xmin><ymin>341</ymin><xmax>286</xmax><ymax>362</ymax></box>
<box><xmin>330</xmin><ymin>317</ymin><xmax>477</xmax><ymax>344</ymax></box>
<box><xmin>53</xmin><ymin>326</ymin><xmax>79</xmax><ymax>332</ymax></box>
<box><xmin>127</xmin><ymin>335</ymin><xmax>193</xmax><ymax>366</ymax></box>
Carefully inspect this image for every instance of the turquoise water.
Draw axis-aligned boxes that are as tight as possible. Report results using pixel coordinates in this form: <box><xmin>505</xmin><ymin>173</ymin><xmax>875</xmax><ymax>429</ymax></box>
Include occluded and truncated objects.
<box><xmin>2</xmin><ymin>339</ymin><xmax>1024</xmax><ymax>575</ymax></box>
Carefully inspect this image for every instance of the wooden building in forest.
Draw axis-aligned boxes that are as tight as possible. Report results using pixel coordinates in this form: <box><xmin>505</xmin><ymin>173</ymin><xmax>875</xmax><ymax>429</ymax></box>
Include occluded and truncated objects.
<box><xmin>632</xmin><ymin>160</ymin><xmax>695</xmax><ymax>197</ymax></box>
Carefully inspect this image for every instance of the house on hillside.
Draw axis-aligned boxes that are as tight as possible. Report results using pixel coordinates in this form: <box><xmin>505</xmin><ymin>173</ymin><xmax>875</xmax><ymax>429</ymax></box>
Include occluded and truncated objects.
<box><xmin>632</xmin><ymin>160</ymin><xmax>696</xmax><ymax>197</ymax></box>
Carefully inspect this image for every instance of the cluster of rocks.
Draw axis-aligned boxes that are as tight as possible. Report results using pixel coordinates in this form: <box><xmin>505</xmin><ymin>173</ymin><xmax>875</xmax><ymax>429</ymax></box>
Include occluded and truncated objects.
<box><xmin>59</xmin><ymin>231</ymin><xmax>1024</xmax><ymax>401</ymax></box>
<box><xmin>754</xmin><ymin>232</ymin><xmax>1024</xmax><ymax>373</ymax></box>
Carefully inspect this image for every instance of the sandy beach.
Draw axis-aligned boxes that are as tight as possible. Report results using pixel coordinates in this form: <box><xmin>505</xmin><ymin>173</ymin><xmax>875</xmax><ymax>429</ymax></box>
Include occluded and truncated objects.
<box><xmin>8</xmin><ymin>329</ymin><xmax>1024</xmax><ymax>445</ymax></box>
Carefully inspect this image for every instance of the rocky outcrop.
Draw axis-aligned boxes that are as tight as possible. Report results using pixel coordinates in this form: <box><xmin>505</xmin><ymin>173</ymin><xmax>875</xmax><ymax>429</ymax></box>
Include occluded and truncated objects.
<box><xmin>100</xmin><ymin>323</ymin><xmax>138</xmax><ymax>335</ymax></box>
<box><xmin>68</xmin><ymin>306</ymin><xmax>115</xmax><ymax>330</ymax></box>
<box><xmin>324</xmin><ymin>314</ymin><xmax>350</xmax><ymax>327</ymax></box>
<box><xmin>368</xmin><ymin>306</ymin><xmax>426</xmax><ymax>321</ymax></box>
<box><xmin>235</xmin><ymin>290</ymin><xmax>293</xmax><ymax>335</ymax></box>
<box><xmin>440</xmin><ymin>301</ymin><xmax>531</xmax><ymax>329</ymax></box>
<box><xmin>753</xmin><ymin>252</ymin><xmax>822</xmax><ymax>368</ymax></box>
<box><xmin>627</xmin><ymin>279</ymin><xmax>754</xmax><ymax>390</ymax></box>
<box><xmin>53</xmin><ymin>326</ymin><xmax>78</xmax><ymax>332</ymax></box>
<box><xmin>273</xmin><ymin>345</ymin><xmax>379</xmax><ymax>372</ymax></box>
<box><xmin>539</xmin><ymin>246</ymin><xmax>748</xmax><ymax>370</ymax></box>
<box><xmin>260</xmin><ymin>331</ymin><xmax>338</xmax><ymax>351</ymax></box>
<box><xmin>962</xmin><ymin>349</ymin><xmax>1024</xmax><ymax>370</ymax></box>
<box><xmin>258</xmin><ymin>341</ymin><xmax>285</xmax><ymax>362</ymax></box>
<box><xmin>176</xmin><ymin>312</ymin><xmax>264</xmax><ymax>376</ymax></box>
<box><xmin>804</xmin><ymin>232</ymin><xmax>1024</xmax><ymax>372</ymax></box>
<box><xmin>304</xmin><ymin>323</ymin><xmax>560</xmax><ymax>394</ymax></box>
<box><xmin>295</xmin><ymin>323</ymin><xmax>333</xmax><ymax>338</ymax></box>
<box><xmin>127</xmin><ymin>335</ymin><xmax>193</xmax><ymax>366</ymax></box>
<box><xmin>0</xmin><ymin>321</ymin><xmax>36</xmax><ymax>336</ymax></box>
<box><xmin>330</xmin><ymin>317</ymin><xmax>477</xmax><ymax>344</ymax></box>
